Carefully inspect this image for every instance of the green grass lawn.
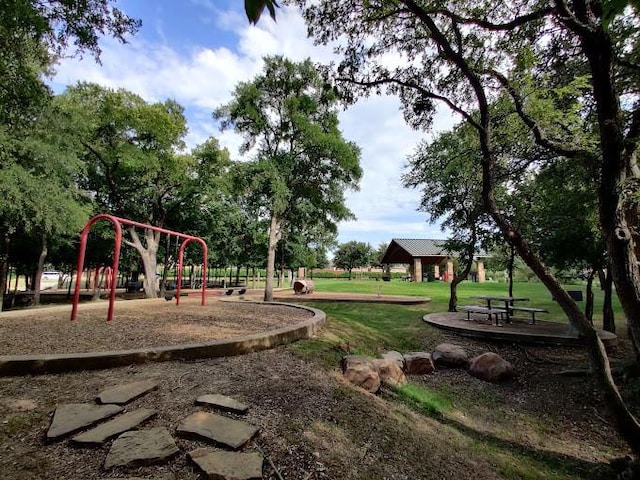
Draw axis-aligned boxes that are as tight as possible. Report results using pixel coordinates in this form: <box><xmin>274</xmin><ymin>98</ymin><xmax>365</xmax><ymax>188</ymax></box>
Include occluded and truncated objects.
<box><xmin>307</xmin><ymin>277</ymin><xmax>624</xmax><ymax>327</ymax></box>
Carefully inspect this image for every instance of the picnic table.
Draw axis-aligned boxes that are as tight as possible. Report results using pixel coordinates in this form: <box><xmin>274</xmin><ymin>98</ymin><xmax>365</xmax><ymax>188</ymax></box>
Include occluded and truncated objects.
<box><xmin>466</xmin><ymin>295</ymin><xmax>548</xmax><ymax>325</ymax></box>
<box><xmin>468</xmin><ymin>295</ymin><xmax>530</xmax><ymax>325</ymax></box>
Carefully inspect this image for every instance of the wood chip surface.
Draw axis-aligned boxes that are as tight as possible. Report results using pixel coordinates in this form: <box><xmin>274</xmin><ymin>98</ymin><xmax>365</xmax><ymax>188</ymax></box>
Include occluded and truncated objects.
<box><xmin>0</xmin><ymin>297</ymin><xmax>313</xmax><ymax>355</ymax></box>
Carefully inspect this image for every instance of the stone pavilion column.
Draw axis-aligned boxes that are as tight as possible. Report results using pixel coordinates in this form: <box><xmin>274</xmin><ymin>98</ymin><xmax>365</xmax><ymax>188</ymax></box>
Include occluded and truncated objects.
<box><xmin>477</xmin><ymin>260</ymin><xmax>486</xmax><ymax>283</ymax></box>
<box><xmin>446</xmin><ymin>260</ymin><xmax>454</xmax><ymax>283</ymax></box>
<box><xmin>413</xmin><ymin>258</ymin><xmax>423</xmax><ymax>282</ymax></box>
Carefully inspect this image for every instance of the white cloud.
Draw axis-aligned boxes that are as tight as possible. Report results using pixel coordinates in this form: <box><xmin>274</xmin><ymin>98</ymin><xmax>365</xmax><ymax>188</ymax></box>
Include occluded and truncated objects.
<box><xmin>49</xmin><ymin>4</ymin><xmax>455</xmax><ymax>245</ymax></box>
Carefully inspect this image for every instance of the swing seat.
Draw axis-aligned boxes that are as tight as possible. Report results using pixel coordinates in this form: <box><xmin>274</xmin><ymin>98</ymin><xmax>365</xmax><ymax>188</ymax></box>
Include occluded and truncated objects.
<box><xmin>225</xmin><ymin>289</ymin><xmax>234</xmax><ymax>295</ymax></box>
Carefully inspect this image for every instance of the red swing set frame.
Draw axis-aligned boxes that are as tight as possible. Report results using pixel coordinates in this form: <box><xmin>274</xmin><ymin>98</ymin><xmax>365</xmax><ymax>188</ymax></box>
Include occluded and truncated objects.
<box><xmin>70</xmin><ymin>214</ymin><xmax>208</xmax><ymax>322</ymax></box>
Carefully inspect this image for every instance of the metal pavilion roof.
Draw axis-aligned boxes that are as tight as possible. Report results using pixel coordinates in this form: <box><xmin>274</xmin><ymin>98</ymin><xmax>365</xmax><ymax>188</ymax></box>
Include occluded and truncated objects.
<box><xmin>380</xmin><ymin>238</ymin><xmax>490</xmax><ymax>264</ymax></box>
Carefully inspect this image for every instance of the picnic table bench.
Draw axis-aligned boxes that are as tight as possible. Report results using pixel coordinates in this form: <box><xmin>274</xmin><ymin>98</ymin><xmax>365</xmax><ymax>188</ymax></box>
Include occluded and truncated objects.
<box><xmin>225</xmin><ymin>288</ymin><xmax>247</xmax><ymax>296</ymax></box>
<box><xmin>507</xmin><ymin>306</ymin><xmax>548</xmax><ymax>324</ymax></box>
<box><xmin>459</xmin><ymin>305</ymin><xmax>508</xmax><ymax>325</ymax></box>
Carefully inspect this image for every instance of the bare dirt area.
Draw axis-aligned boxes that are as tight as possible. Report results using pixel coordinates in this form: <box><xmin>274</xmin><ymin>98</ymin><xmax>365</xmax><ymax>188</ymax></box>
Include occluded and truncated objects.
<box><xmin>0</xmin><ymin>297</ymin><xmax>313</xmax><ymax>355</ymax></box>
<box><xmin>0</xmin><ymin>348</ymin><xmax>525</xmax><ymax>480</ymax></box>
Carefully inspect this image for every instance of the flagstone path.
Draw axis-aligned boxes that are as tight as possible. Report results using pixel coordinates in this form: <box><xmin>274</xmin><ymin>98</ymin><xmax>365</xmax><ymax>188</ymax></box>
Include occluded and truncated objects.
<box><xmin>46</xmin><ymin>380</ymin><xmax>264</xmax><ymax>479</ymax></box>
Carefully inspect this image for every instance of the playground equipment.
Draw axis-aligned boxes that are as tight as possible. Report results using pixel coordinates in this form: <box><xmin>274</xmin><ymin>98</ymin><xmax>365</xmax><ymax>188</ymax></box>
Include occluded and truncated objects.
<box><xmin>70</xmin><ymin>214</ymin><xmax>208</xmax><ymax>322</ymax></box>
<box><xmin>293</xmin><ymin>279</ymin><xmax>314</xmax><ymax>294</ymax></box>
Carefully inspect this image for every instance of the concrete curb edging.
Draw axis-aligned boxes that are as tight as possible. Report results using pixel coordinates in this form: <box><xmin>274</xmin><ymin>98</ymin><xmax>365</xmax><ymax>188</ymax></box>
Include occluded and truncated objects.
<box><xmin>423</xmin><ymin>312</ymin><xmax>617</xmax><ymax>347</ymax></box>
<box><xmin>0</xmin><ymin>302</ymin><xmax>325</xmax><ymax>376</ymax></box>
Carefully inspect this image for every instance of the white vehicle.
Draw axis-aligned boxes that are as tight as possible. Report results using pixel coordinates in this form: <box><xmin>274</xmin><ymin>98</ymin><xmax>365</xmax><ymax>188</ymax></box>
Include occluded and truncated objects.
<box><xmin>40</xmin><ymin>271</ymin><xmax>62</xmax><ymax>290</ymax></box>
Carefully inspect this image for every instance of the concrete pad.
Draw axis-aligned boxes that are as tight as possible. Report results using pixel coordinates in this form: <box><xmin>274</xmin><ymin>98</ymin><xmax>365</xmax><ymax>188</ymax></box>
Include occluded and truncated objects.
<box><xmin>423</xmin><ymin>312</ymin><xmax>618</xmax><ymax>347</ymax></box>
<box><xmin>177</xmin><ymin>411</ymin><xmax>259</xmax><ymax>449</ymax></box>
<box><xmin>104</xmin><ymin>428</ymin><xmax>179</xmax><ymax>469</ymax></box>
<box><xmin>189</xmin><ymin>448</ymin><xmax>263</xmax><ymax>480</ymax></box>
<box><xmin>196</xmin><ymin>394</ymin><xmax>249</xmax><ymax>414</ymax></box>
<box><xmin>47</xmin><ymin>403</ymin><xmax>123</xmax><ymax>439</ymax></box>
<box><xmin>72</xmin><ymin>408</ymin><xmax>157</xmax><ymax>445</ymax></box>
<box><xmin>96</xmin><ymin>380</ymin><xmax>159</xmax><ymax>405</ymax></box>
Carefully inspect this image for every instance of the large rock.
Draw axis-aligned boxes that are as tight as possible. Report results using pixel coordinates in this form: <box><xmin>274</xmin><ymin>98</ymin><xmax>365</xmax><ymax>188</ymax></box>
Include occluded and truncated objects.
<box><xmin>96</xmin><ymin>380</ymin><xmax>159</xmax><ymax>405</ymax></box>
<box><xmin>189</xmin><ymin>448</ymin><xmax>263</xmax><ymax>480</ymax></box>
<box><xmin>341</xmin><ymin>355</ymin><xmax>380</xmax><ymax>393</ymax></box>
<box><xmin>468</xmin><ymin>352</ymin><xmax>516</xmax><ymax>382</ymax></box>
<box><xmin>403</xmin><ymin>352</ymin><xmax>436</xmax><ymax>375</ymax></box>
<box><xmin>380</xmin><ymin>351</ymin><xmax>405</xmax><ymax>371</ymax></box>
<box><xmin>104</xmin><ymin>428</ymin><xmax>179</xmax><ymax>469</ymax></box>
<box><xmin>431</xmin><ymin>343</ymin><xmax>469</xmax><ymax>368</ymax></box>
<box><xmin>371</xmin><ymin>358</ymin><xmax>407</xmax><ymax>387</ymax></box>
<box><xmin>47</xmin><ymin>403</ymin><xmax>123</xmax><ymax>439</ymax></box>
<box><xmin>177</xmin><ymin>412</ymin><xmax>259</xmax><ymax>450</ymax></box>
<box><xmin>72</xmin><ymin>408</ymin><xmax>157</xmax><ymax>445</ymax></box>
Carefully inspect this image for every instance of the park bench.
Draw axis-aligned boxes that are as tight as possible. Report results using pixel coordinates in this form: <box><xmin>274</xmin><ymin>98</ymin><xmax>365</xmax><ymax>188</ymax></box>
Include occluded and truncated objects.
<box><xmin>225</xmin><ymin>288</ymin><xmax>247</xmax><ymax>296</ymax></box>
<box><xmin>507</xmin><ymin>306</ymin><xmax>548</xmax><ymax>324</ymax></box>
<box><xmin>458</xmin><ymin>305</ymin><xmax>508</xmax><ymax>325</ymax></box>
<box><xmin>125</xmin><ymin>281</ymin><xmax>143</xmax><ymax>293</ymax></box>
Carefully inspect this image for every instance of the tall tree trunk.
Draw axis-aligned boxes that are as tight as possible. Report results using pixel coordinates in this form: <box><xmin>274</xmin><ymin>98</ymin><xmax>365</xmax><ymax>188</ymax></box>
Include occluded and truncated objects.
<box><xmin>575</xmin><ymin>12</ymin><xmax>640</xmax><ymax>356</ymax></box>
<box><xmin>482</xmin><ymin>19</ymin><xmax>640</xmax><ymax>454</ymax></box>
<box><xmin>160</xmin><ymin>236</ymin><xmax>171</xmax><ymax>296</ymax></box>
<box><xmin>602</xmin><ymin>267</ymin><xmax>616</xmax><ymax>333</ymax></box>
<box><xmin>507</xmin><ymin>244</ymin><xmax>515</xmax><ymax>297</ymax></box>
<box><xmin>448</xmin><ymin>278</ymin><xmax>460</xmax><ymax>312</ymax></box>
<box><xmin>400</xmin><ymin>0</ymin><xmax>640</xmax><ymax>452</ymax></box>
<box><xmin>585</xmin><ymin>269</ymin><xmax>595</xmax><ymax>324</ymax></box>
<box><xmin>0</xmin><ymin>233</ymin><xmax>10</xmax><ymax>311</ymax></box>
<box><xmin>264</xmin><ymin>212</ymin><xmax>281</xmax><ymax>302</ymax></box>
<box><xmin>448</xmin><ymin>249</ymin><xmax>474</xmax><ymax>312</ymax></box>
<box><xmin>125</xmin><ymin>227</ymin><xmax>160</xmax><ymax>298</ymax></box>
<box><xmin>32</xmin><ymin>234</ymin><xmax>48</xmax><ymax>305</ymax></box>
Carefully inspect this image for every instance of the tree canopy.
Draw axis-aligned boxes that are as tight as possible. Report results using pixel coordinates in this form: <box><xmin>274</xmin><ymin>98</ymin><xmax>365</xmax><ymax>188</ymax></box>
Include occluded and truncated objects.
<box><xmin>333</xmin><ymin>241</ymin><xmax>373</xmax><ymax>279</ymax></box>
<box><xmin>215</xmin><ymin>55</ymin><xmax>362</xmax><ymax>301</ymax></box>
<box><xmin>295</xmin><ymin>0</ymin><xmax>640</xmax><ymax>452</ymax></box>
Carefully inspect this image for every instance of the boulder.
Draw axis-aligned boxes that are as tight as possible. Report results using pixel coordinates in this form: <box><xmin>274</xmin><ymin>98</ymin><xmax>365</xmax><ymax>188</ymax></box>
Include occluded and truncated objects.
<box><xmin>431</xmin><ymin>343</ymin><xmax>469</xmax><ymax>368</ymax></box>
<box><xmin>403</xmin><ymin>352</ymin><xmax>435</xmax><ymax>375</ymax></box>
<box><xmin>341</xmin><ymin>355</ymin><xmax>380</xmax><ymax>393</ymax></box>
<box><xmin>468</xmin><ymin>352</ymin><xmax>516</xmax><ymax>382</ymax></box>
<box><xmin>380</xmin><ymin>350</ymin><xmax>405</xmax><ymax>371</ymax></box>
<box><xmin>371</xmin><ymin>358</ymin><xmax>407</xmax><ymax>387</ymax></box>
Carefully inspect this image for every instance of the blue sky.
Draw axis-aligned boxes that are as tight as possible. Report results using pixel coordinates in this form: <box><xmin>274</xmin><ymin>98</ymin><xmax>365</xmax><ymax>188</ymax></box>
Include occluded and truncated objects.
<box><xmin>50</xmin><ymin>0</ymin><xmax>456</xmax><ymax>248</ymax></box>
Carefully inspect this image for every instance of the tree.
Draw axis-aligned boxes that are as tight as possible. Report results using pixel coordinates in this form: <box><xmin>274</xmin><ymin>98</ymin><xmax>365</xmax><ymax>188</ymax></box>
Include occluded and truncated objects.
<box><xmin>333</xmin><ymin>241</ymin><xmax>373</xmax><ymax>279</ymax></box>
<box><xmin>59</xmin><ymin>83</ymin><xmax>193</xmax><ymax>298</ymax></box>
<box><xmin>524</xmin><ymin>158</ymin><xmax>611</xmax><ymax>327</ymax></box>
<box><xmin>214</xmin><ymin>56</ymin><xmax>362</xmax><ymax>302</ymax></box>
<box><xmin>0</xmin><ymin>0</ymin><xmax>139</xmax><ymax>130</ymax></box>
<box><xmin>0</xmin><ymin>95</ymin><xmax>91</xmax><ymax>310</ymax></box>
<box><xmin>296</xmin><ymin>0</ymin><xmax>640</xmax><ymax>452</ymax></box>
<box><xmin>1</xmin><ymin>2</ymin><xmax>139</xmax><ymax>308</ymax></box>
<box><xmin>404</xmin><ymin>122</ymin><xmax>497</xmax><ymax>311</ymax></box>
<box><xmin>371</xmin><ymin>242</ymin><xmax>389</xmax><ymax>269</ymax></box>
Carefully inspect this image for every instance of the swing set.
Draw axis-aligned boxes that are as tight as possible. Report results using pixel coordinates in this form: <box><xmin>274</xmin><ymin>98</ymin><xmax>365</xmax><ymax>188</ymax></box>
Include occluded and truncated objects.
<box><xmin>70</xmin><ymin>214</ymin><xmax>208</xmax><ymax>322</ymax></box>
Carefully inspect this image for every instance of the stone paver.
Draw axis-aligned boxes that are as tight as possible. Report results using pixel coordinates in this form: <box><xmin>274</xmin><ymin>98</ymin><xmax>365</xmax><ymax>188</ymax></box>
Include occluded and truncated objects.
<box><xmin>177</xmin><ymin>411</ymin><xmax>259</xmax><ymax>450</ymax></box>
<box><xmin>104</xmin><ymin>427</ymin><xmax>179</xmax><ymax>469</ymax></box>
<box><xmin>97</xmin><ymin>380</ymin><xmax>159</xmax><ymax>405</ymax></box>
<box><xmin>189</xmin><ymin>448</ymin><xmax>263</xmax><ymax>480</ymax></box>
<box><xmin>72</xmin><ymin>408</ymin><xmax>157</xmax><ymax>445</ymax></box>
<box><xmin>47</xmin><ymin>403</ymin><xmax>123</xmax><ymax>439</ymax></box>
<box><xmin>196</xmin><ymin>394</ymin><xmax>249</xmax><ymax>414</ymax></box>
